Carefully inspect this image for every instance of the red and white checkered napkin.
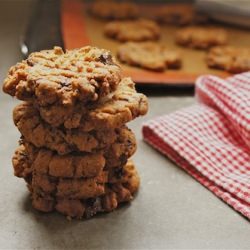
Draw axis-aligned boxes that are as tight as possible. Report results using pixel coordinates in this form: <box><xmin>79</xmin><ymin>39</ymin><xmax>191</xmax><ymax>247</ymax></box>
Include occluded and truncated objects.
<box><xmin>142</xmin><ymin>72</ymin><xmax>250</xmax><ymax>219</ymax></box>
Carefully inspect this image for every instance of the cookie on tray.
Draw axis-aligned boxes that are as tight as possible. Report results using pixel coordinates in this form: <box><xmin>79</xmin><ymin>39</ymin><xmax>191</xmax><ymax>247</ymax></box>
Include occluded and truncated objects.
<box><xmin>12</xmin><ymin>128</ymin><xmax>136</xmax><ymax>178</ymax></box>
<box><xmin>206</xmin><ymin>46</ymin><xmax>250</xmax><ymax>73</ymax></box>
<box><xmin>175</xmin><ymin>26</ymin><xmax>228</xmax><ymax>49</ymax></box>
<box><xmin>90</xmin><ymin>0</ymin><xmax>138</xmax><ymax>20</ymax></box>
<box><xmin>104</xmin><ymin>19</ymin><xmax>160</xmax><ymax>42</ymax></box>
<box><xmin>31</xmin><ymin>160</ymin><xmax>140</xmax><ymax>219</ymax></box>
<box><xmin>117</xmin><ymin>42</ymin><xmax>181</xmax><ymax>71</ymax></box>
<box><xmin>3</xmin><ymin>46</ymin><xmax>121</xmax><ymax>107</ymax></box>
<box><xmin>157</xmin><ymin>5</ymin><xmax>208</xmax><ymax>26</ymax></box>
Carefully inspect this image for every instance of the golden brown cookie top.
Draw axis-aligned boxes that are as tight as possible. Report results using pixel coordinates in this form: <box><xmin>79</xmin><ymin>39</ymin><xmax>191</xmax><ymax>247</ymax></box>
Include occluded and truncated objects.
<box><xmin>3</xmin><ymin>46</ymin><xmax>121</xmax><ymax>106</ymax></box>
<box><xmin>104</xmin><ymin>19</ymin><xmax>161</xmax><ymax>42</ymax></box>
<box><xmin>90</xmin><ymin>0</ymin><xmax>138</xmax><ymax>20</ymax></box>
<box><xmin>206</xmin><ymin>46</ymin><xmax>250</xmax><ymax>73</ymax></box>
<box><xmin>117</xmin><ymin>42</ymin><xmax>181</xmax><ymax>71</ymax></box>
<box><xmin>175</xmin><ymin>26</ymin><xmax>228</xmax><ymax>49</ymax></box>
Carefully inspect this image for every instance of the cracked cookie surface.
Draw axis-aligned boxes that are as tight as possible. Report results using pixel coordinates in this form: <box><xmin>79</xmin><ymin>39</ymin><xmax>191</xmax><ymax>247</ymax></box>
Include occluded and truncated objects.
<box><xmin>3</xmin><ymin>46</ymin><xmax>121</xmax><ymax>107</ymax></box>
<box><xmin>175</xmin><ymin>26</ymin><xmax>228</xmax><ymax>49</ymax></box>
<box><xmin>14</xmin><ymin>103</ymin><xmax>135</xmax><ymax>155</ymax></box>
<box><xmin>12</xmin><ymin>106</ymin><xmax>135</xmax><ymax>155</ymax></box>
<box><xmin>104</xmin><ymin>19</ymin><xmax>160</xmax><ymax>42</ymax></box>
<box><xmin>31</xmin><ymin>161</ymin><xmax>140</xmax><ymax>219</ymax></box>
<box><xmin>13</xmin><ymin>77</ymin><xmax>148</xmax><ymax>129</ymax></box>
<box><xmin>206</xmin><ymin>46</ymin><xmax>250</xmax><ymax>73</ymax></box>
<box><xmin>117</xmin><ymin>42</ymin><xmax>181</xmax><ymax>71</ymax></box>
<box><xmin>12</xmin><ymin>128</ymin><xmax>136</xmax><ymax>178</ymax></box>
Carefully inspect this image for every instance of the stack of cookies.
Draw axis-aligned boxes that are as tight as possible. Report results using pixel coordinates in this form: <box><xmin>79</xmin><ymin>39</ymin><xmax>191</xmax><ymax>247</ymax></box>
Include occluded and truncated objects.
<box><xmin>3</xmin><ymin>46</ymin><xmax>148</xmax><ymax>219</ymax></box>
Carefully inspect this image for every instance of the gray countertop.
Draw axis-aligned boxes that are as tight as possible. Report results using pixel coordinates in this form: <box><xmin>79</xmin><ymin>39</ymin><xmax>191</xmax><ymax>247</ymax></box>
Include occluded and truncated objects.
<box><xmin>0</xmin><ymin>1</ymin><xmax>250</xmax><ymax>249</ymax></box>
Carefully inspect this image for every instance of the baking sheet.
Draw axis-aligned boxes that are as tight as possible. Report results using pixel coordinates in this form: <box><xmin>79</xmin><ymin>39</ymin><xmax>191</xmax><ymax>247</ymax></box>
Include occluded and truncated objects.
<box><xmin>61</xmin><ymin>0</ymin><xmax>250</xmax><ymax>86</ymax></box>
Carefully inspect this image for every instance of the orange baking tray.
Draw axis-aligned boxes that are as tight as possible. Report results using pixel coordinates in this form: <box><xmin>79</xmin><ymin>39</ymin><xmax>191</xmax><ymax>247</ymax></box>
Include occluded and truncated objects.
<box><xmin>61</xmin><ymin>0</ymin><xmax>250</xmax><ymax>86</ymax></box>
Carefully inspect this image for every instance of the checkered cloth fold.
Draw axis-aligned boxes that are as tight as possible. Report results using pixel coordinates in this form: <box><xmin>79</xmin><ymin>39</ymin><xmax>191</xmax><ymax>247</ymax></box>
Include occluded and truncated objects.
<box><xmin>142</xmin><ymin>72</ymin><xmax>250</xmax><ymax>219</ymax></box>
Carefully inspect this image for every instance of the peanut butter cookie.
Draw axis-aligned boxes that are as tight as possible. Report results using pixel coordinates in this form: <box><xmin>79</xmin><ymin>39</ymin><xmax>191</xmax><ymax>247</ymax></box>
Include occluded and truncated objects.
<box><xmin>206</xmin><ymin>46</ymin><xmax>250</xmax><ymax>73</ymax></box>
<box><xmin>175</xmin><ymin>26</ymin><xmax>228</xmax><ymax>49</ymax></box>
<box><xmin>3</xmin><ymin>46</ymin><xmax>121</xmax><ymax>108</ymax></box>
<box><xmin>104</xmin><ymin>19</ymin><xmax>160</xmax><ymax>42</ymax></box>
<box><xmin>117</xmin><ymin>42</ymin><xmax>181</xmax><ymax>71</ymax></box>
<box><xmin>31</xmin><ymin>161</ymin><xmax>140</xmax><ymax>219</ymax></box>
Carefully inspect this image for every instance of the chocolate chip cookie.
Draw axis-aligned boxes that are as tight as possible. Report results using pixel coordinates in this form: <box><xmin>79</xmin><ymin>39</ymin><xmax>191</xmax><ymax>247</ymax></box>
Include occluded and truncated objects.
<box><xmin>3</xmin><ymin>46</ymin><xmax>121</xmax><ymax>108</ymax></box>
<box><xmin>13</xmin><ymin>77</ymin><xmax>147</xmax><ymax>130</ymax></box>
<box><xmin>104</xmin><ymin>19</ymin><xmax>160</xmax><ymax>42</ymax></box>
<box><xmin>13</xmin><ymin>144</ymin><xmax>105</xmax><ymax>179</ymax></box>
<box><xmin>31</xmin><ymin>161</ymin><xmax>140</xmax><ymax>218</ymax></box>
<box><xmin>13</xmin><ymin>102</ymin><xmax>137</xmax><ymax>155</ymax></box>
<box><xmin>31</xmin><ymin>171</ymin><xmax>108</xmax><ymax>200</ymax></box>
<box><xmin>175</xmin><ymin>26</ymin><xmax>228</xmax><ymax>49</ymax></box>
<box><xmin>117</xmin><ymin>42</ymin><xmax>181</xmax><ymax>71</ymax></box>
<box><xmin>13</xmin><ymin>103</ymin><xmax>116</xmax><ymax>154</ymax></box>
<box><xmin>13</xmin><ymin>128</ymin><xmax>136</xmax><ymax>178</ymax></box>
<box><xmin>206</xmin><ymin>46</ymin><xmax>250</xmax><ymax>73</ymax></box>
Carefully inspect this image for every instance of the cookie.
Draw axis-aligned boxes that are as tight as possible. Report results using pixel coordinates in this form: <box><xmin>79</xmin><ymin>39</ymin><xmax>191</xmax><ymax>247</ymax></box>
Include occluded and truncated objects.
<box><xmin>31</xmin><ymin>171</ymin><xmax>108</xmax><ymax>200</ymax></box>
<box><xmin>90</xmin><ymin>0</ymin><xmax>138</xmax><ymax>20</ymax></box>
<box><xmin>13</xmin><ymin>78</ymin><xmax>148</xmax><ymax>130</ymax></box>
<box><xmin>206</xmin><ymin>46</ymin><xmax>250</xmax><ymax>73</ymax></box>
<box><xmin>117</xmin><ymin>42</ymin><xmax>181</xmax><ymax>71</ymax></box>
<box><xmin>13</xmin><ymin>144</ymin><xmax>105</xmax><ymax>179</ymax></box>
<box><xmin>175</xmin><ymin>26</ymin><xmax>228</xmax><ymax>49</ymax></box>
<box><xmin>14</xmin><ymin>103</ymin><xmax>118</xmax><ymax>154</ymax></box>
<box><xmin>3</xmin><ymin>46</ymin><xmax>121</xmax><ymax>107</ymax></box>
<box><xmin>104</xmin><ymin>19</ymin><xmax>160</xmax><ymax>42</ymax></box>
<box><xmin>32</xmin><ymin>182</ymin><xmax>135</xmax><ymax>218</ymax></box>
<box><xmin>107</xmin><ymin>160</ymin><xmax>140</xmax><ymax>194</ymax></box>
<box><xmin>13</xmin><ymin>103</ymin><xmax>118</xmax><ymax>155</ymax></box>
<box><xmin>35</xmin><ymin>102</ymin><xmax>86</xmax><ymax>130</ymax></box>
<box><xmin>12</xmin><ymin>128</ymin><xmax>136</xmax><ymax>178</ymax></box>
<box><xmin>31</xmin><ymin>161</ymin><xmax>140</xmax><ymax>218</ymax></box>
<box><xmin>157</xmin><ymin>5</ymin><xmax>208</xmax><ymax>26</ymax></box>
<box><xmin>13</xmin><ymin>102</ymin><xmax>137</xmax><ymax>155</ymax></box>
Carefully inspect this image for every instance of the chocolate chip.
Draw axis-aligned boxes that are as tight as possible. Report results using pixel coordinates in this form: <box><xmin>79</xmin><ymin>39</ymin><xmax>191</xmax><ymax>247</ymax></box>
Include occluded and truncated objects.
<box><xmin>119</xmin><ymin>154</ymin><xmax>127</xmax><ymax>165</ymax></box>
<box><xmin>85</xmin><ymin>197</ymin><xmax>103</xmax><ymax>218</ymax></box>
<box><xmin>99</xmin><ymin>53</ymin><xmax>114</xmax><ymax>65</ymax></box>
<box><xmin>60</xmin><ymin>78</ymin><xmax>70</xmax><ymax>87</ymax></box>
<box><xmin>60</xmin><ymin>82</ymin><xmax>69</xmax><ymax>87</ymax></box>
<box><xmin>114</xmin><ymin>167</ymin><xmax>124</xmax><ymax>179</ymax></box>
